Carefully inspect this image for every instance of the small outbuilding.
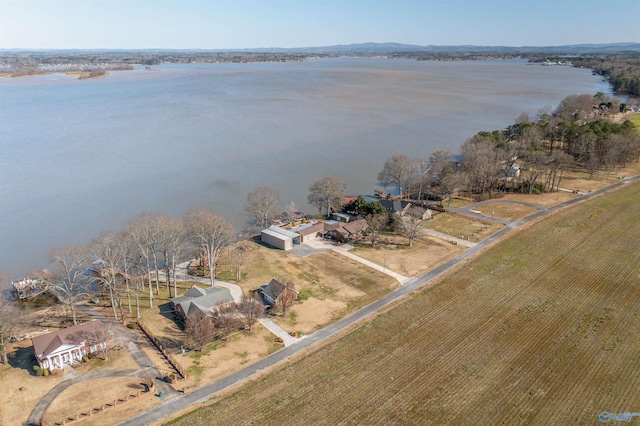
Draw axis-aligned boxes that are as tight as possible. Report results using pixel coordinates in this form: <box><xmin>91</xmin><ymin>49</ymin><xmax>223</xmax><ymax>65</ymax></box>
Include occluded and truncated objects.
<box><xmin>261</xmin><ymin>225</ymin><xmax>301</xmax><ymax>250</ymax></box>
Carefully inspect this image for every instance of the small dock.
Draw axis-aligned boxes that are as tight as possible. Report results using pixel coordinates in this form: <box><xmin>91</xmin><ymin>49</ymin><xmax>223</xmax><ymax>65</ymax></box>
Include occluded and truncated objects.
<box><xmin>11</xmin><ymin>277</ymin><xmax>45</xmax><ymax>300</ymax></box>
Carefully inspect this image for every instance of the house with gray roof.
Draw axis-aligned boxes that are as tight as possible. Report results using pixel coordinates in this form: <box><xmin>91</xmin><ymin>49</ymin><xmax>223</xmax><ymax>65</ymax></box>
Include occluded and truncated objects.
<box><xmin>171</xmin><ymin>286</ymin><xmax>234</xmax><ymax>321</ymax></box>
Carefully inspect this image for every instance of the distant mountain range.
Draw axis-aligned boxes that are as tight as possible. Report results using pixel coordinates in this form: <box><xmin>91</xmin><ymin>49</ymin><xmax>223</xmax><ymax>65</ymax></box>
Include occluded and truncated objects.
<box><xmin>2</xmin><ymin>42</ymin><xmax>639</xmax><ymax>55</ymax></box>
<box><xmin>255</xmin><ymin>42</ymin><xmax>640</xmax><ymax>55</ymax></box>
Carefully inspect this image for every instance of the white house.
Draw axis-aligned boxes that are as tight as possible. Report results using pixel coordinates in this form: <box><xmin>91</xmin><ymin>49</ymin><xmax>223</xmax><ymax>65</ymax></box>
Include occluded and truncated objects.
<box><xmin>32</xmin><ymin>321</ymin><xmax>109</xmax><ymax>371</ymax></box>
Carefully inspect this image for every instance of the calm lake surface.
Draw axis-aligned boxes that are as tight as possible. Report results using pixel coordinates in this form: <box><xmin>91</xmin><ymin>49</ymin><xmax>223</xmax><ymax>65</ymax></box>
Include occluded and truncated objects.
<box><xmin>0</xmin><ymin>58</ymin><xmax>610</xmax><ymax>278</ymax></box>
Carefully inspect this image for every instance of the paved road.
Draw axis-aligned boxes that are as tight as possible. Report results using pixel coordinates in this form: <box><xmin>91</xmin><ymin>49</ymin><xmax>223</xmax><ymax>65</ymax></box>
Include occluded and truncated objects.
<box><xmin>114</xmin><ymin>176</ymin><xmax>637</xmax><ymax>425</ymax></box>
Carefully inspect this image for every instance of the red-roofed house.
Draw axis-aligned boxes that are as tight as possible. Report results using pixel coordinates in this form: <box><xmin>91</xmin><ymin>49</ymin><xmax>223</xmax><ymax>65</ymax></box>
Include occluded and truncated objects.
<box><xmin>32</xmin><ymin>321</ymin><xmax>110</xmax><ymax>371</ymax></box>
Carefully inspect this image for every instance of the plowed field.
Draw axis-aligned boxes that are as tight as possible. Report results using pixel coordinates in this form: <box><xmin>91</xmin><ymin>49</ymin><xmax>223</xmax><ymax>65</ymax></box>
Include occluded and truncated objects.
<box><xmin>167</xmin><ymin>180</ymin><xmax>640</xmax><ymax>425</ymax></box>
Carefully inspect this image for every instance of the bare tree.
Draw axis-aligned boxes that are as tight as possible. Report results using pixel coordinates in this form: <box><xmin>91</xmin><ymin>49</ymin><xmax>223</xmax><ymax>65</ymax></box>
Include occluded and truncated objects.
<box><xmin>90</xmin><ymin>232</ymin><xmax>126</xmax><ymax>322</ymax></box>
<box><xmin>47</xmin><ymin>245</ymin><xmax>91</xmax><ymax>325</ymax></box>
<box><xmin>185</xmin><ymin>207</ymin><xmax>235</xmax><ymax>287</ymax></box>
<box><xmin>184</xmin><ymin>309</ymin><xmax>216</xmax><ymax>350</ymax></box>
<box><xmin>308</xmin><ymin>176</ymin><xmax>347</xmax><ymax>217</ymax></box>
<box><xmin>231</xmin><ymin>244</ymin><xmax>249</xmax><ymax>282</ymax></box>
<box><xmin>285</xmin><ymin>201</ymin><xmax>300</xmax><ymax>222</ymax></box>
<box><xmin>244</xmin><ymin>186</ymin><xmax>280</xmax><ymax>230</ymax></box>
<box><xmin>0</xmin><ymin>295</ymin><xmax>21</xmax><ymax>364</ymax></box>
<box><xmin>126</xmin><ymin>213</ymin><xmax>163</xmax><ymax>308</ymax></box>
<box><xmin>78</xmin><ymin>322</ymin><xmax>113</xmax><ymax>361</ymax></box>
<box><xmin>239</xmin><ymin>292</ymin><xmax>265</xmax><ymax>331</ymax></box>
<box><xmin>156</xmin><ymin>215</ymin><xmax>185</xmax><ymax>298</ymax></box>
<box><xmin>215</xmin><ymin>304</ymin><xmax>241</xmax><ymax>341</ymax></box>
<box><xmin>378</xmin><ymin>154</ymin><xmax>414</xmax><ymax>198</ymax></box>
<box><xmin>274</xmin><ymin>281</ymin><xmax>297</xmax><ymax>317</ymax></box>
<box><xmin>399</xmin><ymin>216</ymin><xmax>423</xmax><ymax>247</ymax></box>
<box><xmin>365</xmin><ymin>214</ymin><xmax>387</xmax><ymax>246</ymax></box>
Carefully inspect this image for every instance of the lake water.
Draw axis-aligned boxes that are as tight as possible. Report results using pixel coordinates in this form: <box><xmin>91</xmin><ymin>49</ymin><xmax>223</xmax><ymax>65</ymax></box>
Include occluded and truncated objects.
<box><xmin>0</xmin><ymin>58</ymin><xmax>610</xmax><ymax>278</ymax></box>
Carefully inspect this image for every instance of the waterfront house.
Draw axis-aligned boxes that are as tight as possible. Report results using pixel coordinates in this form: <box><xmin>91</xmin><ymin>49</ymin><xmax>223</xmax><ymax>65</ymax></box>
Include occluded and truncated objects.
<box><xmin>32</xmin><ymin>321</ymin><xmax>109</xmax><ymax>371</ymax></box>
<box><xmin>170</xmin><ymin>286</ymin><xmax>234</xmax><ymax>321</ymax></box>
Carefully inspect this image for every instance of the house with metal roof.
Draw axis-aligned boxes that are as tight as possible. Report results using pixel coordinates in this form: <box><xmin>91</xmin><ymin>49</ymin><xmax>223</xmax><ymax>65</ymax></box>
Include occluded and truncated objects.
<box><xmin>170</xmin><ymin>286</ymin><xmax>234</xmax><ymax>321</ymax></box>
<box><xmin>261</xmin><ymin>225</ymin><xmax>302</xmax><ymax>250</ymax></box>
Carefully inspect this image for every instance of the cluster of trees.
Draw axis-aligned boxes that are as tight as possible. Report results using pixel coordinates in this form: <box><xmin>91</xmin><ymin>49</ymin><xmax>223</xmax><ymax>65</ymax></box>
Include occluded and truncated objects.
<box><xmin>37</xmin><ymin>208</ymin><xmax>238</xmax><ymax>326</ymax></box>
<box><xmin>571</xmin><ymin>55</ymin><xmax>640</xmax><ymax>97</ymax></box>
<box><xmin>377</xmin><ymin>94</ymin><xmax>639</xmax><ymax>203</ymax></box>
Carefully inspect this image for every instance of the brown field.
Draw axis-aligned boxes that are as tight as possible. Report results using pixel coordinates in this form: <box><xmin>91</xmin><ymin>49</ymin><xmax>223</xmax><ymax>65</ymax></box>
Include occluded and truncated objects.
<box><xmin>165</xmin><ymin>180</ymin><xmax>640</xmax><ymax>425</ymax></box>
<box><xmin>502</xmin><ymin>190</ymin><xmax>576</xmax><ymax>207</ymax></box>
<box><xmin>473</xmin><ymin>201</ymin><xmax>540</xmax><ymax>222</ymax></box>
<box><xmin>428</xmin><ymin>212</ymin><xmax>503</xmax><ymax>242</ymax></box>
<box><xmin>349</xmin><ymin>232</ymin><xmax>465</xmax><ymax>276</ymax></box>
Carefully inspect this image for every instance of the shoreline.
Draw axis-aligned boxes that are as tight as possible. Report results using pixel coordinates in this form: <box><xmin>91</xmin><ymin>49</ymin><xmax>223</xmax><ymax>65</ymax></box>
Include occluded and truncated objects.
<box><xmin>0</xmin><ymin>69</ymin><xmax>112</xmax><ymax>80</ymax></box>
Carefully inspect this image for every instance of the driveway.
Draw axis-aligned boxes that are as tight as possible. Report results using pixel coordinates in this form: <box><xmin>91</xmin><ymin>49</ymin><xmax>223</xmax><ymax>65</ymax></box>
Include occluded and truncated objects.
<box><xmin>304</xmin><ymin>239</ymin><xmax>411</xmax><ymax>284</ymax></box>
<box><xmin>27</xmin><ymin>305</ymin><xmax>180</xmax><ymax>426</ymax></box>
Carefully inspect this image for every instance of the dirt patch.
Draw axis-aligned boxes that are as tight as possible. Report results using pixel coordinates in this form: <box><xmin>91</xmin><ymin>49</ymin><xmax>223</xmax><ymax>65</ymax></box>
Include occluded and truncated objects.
<box><xmin>351</xmin><ymin>232</ymin><xmax>465</xmax><ymax>276</ymax></box>
<box><xmin>179</xmin><ymin>324</ymin><xmax>280</xmax><ymax>390</ymax></box>
<box><xmin>501</xmin><ymin>191</ymin><xmax>576</xmax><ymax>207</ymax></box>
<box><xmin>271</xmin><ymin>297</ymin><xmax>348</xmax><ymax>335</ymax></box>
<box><xmin>426</xmin><ymin>214</ymin><xmax>503</xmax><ymax>243</ymax></box>
<box><xmin>474</xmin><ymin>202</ymin><xmax>541</xmax><ymax>221</ymax></box>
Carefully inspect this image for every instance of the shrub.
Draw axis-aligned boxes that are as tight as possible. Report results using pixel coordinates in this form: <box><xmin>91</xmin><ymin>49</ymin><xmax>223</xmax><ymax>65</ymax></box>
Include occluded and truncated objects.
<box><xmin>127</xmin><ymin>322</ymin><xmax>138</xmax><ymax>330</ymax></box>
<box><xmin>82</xmin><ymin>355</ymin><xmax>89</xmax><ymax>363</ymax></box>
<box><xmin>33</xmin><ymin>365</ymin><xmax>41</xmax><ymax>375</ymax></box>
<box><xmin>43</xmin><ymin>368</ymin><xmax>49</xmax><ymax>376</ymax></box>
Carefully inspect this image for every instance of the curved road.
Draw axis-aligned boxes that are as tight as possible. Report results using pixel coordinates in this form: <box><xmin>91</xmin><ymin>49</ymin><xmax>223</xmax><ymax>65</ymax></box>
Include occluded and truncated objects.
<box><xmin>109</xmin><ymin>176</ymin><xmax>635</xmax><ymax>425</ymax></box>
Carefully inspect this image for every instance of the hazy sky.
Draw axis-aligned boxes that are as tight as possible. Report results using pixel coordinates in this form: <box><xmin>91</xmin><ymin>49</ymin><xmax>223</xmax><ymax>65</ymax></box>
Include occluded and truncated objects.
<box><xmin>1</xmin><ymin>0</ymin><xmax>639</xmax><ymax>49</ymax></box>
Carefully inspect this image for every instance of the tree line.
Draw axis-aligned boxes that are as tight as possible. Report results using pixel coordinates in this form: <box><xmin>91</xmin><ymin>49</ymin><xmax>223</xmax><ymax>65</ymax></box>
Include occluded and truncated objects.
<box><xmin>376</xmin><ymin>93</ymin><xmax>639</xmax><ymax>204</ymax></box>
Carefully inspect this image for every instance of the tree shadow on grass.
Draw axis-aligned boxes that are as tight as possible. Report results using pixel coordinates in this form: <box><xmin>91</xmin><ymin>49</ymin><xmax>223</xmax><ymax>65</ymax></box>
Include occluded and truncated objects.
<box><xmin>8</xmin><ymin>345</ymin><xmax>37</xmax><ymax>373</ymax></box>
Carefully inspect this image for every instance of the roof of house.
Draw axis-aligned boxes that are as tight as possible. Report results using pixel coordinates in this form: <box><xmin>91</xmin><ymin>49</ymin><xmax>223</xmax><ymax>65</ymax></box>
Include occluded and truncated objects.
<box><xmin>32</xmin><ymin>321</ymin><xmax>108</xmax><ymax>358</ymax></box>
<box><xmin>171</xmin><ymin>286</ymin><xmax>233</xmax><ymax>314</ymax></box>
<box><xmin>261</xmin><ymin>228</ymin><xmax>292</xmax><ymax>242</ymax></box>
<box><xmin>259</xmin><ymin>279</ymin><xmax>298</xmax><ymax>302</ymax></box>
<box><xmin>294</xmin><ymin>222</ymin><xmax>326</xmax><ymax>236</ymax></box>
<box><xmin>379</xmin><ymin>199</ymin><xmax>411</xmax><ymax>213</ymax></box>
<box><xmin>268</xmin><ymin>225</ymin><xmax>300</xmax><ymax>239</ymax></box>
<box><xmin>332</xmin><ymin>212</ymin><xmax>357</xmax><ymax>222</ymax></box>
<box><xmin>343</xmin><ymin>219</ymin><xmax>368</xmax><ymax>235</ymax></box>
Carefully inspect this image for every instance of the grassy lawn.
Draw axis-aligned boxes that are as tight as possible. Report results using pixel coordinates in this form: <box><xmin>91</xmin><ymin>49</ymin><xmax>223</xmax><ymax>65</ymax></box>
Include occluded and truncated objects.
<box><xmin>165</xmin><ymin>179</ymin><xmax>640</xmax><ymax>426</ymax></box>
<box><xmin>428</xmin><ymin>212</ymin><xmax>503</xmax><ymax>242</ymax></box>
<box><xmin>41</xmin><ymin>376</ymin><xmax>160</xmax><ymax>426</ymax></box>
<box><xmin>350</xmin><ymin>232</ymin><xmax>464</xmax><ymax>276</ymax></box>
<box><xmin>475</xmin><ymin>202</ymin><xmax>541</xmax><ymax>221</ymax></box>
<box><xmin>628</xmin><ymin>112</ymin><xmax>640</xmax><ymax>134</ymax></box>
